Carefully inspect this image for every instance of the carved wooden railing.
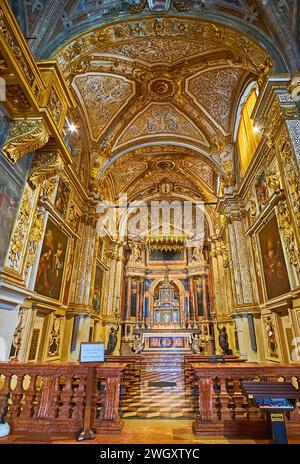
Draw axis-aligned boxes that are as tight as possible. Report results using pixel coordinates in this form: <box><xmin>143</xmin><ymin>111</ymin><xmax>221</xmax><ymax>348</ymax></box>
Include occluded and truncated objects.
<box><xmin>192</xmin><ymin>363</ymin><xmax>300</xmax><ymax>438</ymax></box>
<box><xmin>0</xmin><ymin>363</ymin><xmax>126</xmax><ymax>435</ymax></box>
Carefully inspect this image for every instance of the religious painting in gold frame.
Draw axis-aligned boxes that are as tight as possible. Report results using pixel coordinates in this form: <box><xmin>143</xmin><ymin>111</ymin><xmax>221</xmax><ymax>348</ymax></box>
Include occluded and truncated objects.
<box><xmin>258</xmin><ymin>214</ymin><xmax>290</xmax><ymax>301</ymax></box>
<box><xmin>34</xmin><ymin>218</ymin><xmax>68</xmax><ymax>301</ymax></box>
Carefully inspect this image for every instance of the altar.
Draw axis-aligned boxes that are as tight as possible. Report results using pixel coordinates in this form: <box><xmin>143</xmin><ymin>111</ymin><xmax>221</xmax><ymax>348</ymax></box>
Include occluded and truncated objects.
<box><xmin>143</xmin><ymin>332</ymin><xmax>191</xmax><ymax>352</ymax></box>
<box><xmin>151</xmin><ymin>271</ymin><xmax>182</xmax><ymax>328</ymax></box>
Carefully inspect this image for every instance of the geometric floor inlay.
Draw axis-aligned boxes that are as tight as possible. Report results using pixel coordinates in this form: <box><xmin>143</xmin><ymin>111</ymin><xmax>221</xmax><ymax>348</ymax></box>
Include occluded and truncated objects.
<box><xmin>121</xmin><ymin>368</ymin><xmax>195</xmax><ymax>420</ymax></box>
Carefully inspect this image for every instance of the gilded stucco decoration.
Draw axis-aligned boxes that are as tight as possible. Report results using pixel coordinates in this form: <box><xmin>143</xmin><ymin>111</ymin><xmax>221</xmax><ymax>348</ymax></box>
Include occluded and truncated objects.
<box><xmin>25</xmin><ymin>211</ymin><xmax>45</xmax><ymax>271</ymax></box>
<box><xmin>56</xmin><ymin>18</ymin><xmax>270</xmax><ymax>74</ymax></box>
<box><xmin>28</xmin><ymin>151</ymin><xmax>64</xmax><ymax>189</ymax></box>
<box><xmin>48</xmin><ymin>88</ymin><xmax>62</xmax><ymax>126</ymax></box>
<box><xmin>109</xmin><ymin>160</ymin><xmax>148</xmax><ymax>195</ymax></box>
<box><xmin>97</xmin><ymin>38</ymin><xmax>220</xmax><ymax>65</ymax></box>
<box><xmin>0</xmin><ymin>7</ymin><xmax>34</xmax><ymax>86</ymax></box>
<box><xmin>277</xmin><ymin>202</ymin><xmax>300</xmax><ymax>275</ymax></box>
<box><xmin>187</xmin><ymin>67</ymin><xmax>247</xmax><ymax>133</ymax></box>
<box><xmin>279</xmin><ymin>134</ymin><xmax>300</xmax><ymax>227</ymax></box>
<box><xmin>6</xmin><ymin>184</ymin><xmax>35</xmax><ymax>273</ymax></box>
<box><xmin>179</xmin><ymin>157</ymin><xmax>214</xmax><ymax>191</ymax></box>
<box><xmin>2</xmin><ymin>119</ymin><xmax>49</xmax><ymax>164</ymax></box>
<box><xmin>73</xmin><ymin>73</ymin><xmax>135</xmax><ymax>141</ymax></box>
<box><xmin>115</xmin><ymin>103</ymin><xmax>208</xmax><ymax>147</ymax></box>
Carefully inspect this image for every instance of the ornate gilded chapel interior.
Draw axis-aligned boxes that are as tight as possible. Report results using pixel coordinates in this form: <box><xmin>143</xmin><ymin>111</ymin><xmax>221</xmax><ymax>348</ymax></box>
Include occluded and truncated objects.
<box><xmin>0</xmin><ymin>0</ymin><xmax>300</xmax><ymax>445</ymax></box>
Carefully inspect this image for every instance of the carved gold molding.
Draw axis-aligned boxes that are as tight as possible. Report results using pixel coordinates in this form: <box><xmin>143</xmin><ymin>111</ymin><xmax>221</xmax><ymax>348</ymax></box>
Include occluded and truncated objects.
<box><xmin>28</xmin><ymin>150</ymin><xmax>64</xmax><ymax>188</ymax></box>
<box><xmin>2</xmin><ymin>119</ymin><xmax>49</xmax><ymax>164</ymax></box>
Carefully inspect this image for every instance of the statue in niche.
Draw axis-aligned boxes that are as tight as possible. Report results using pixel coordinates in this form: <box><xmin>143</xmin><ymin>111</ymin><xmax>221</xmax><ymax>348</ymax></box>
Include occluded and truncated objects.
<box><xmin>105</xmin><ymin>324</ymin><xmax>119</xmax><ymax>355</ymax></box>
<box><xmin>160</xmin><ymin>179</ymin><xmax>173</xmax><ymax>195</ymax></box>
<box><xmin>217</xmin><ymin>323</ymin><xmax>232</xmax><ymax>355</ymax></box>
<box><xmin>192</xmin><ymin>246</ymin><xmax>204</xmax><ymax>262</ymax></box>
<box><xmin>130</xmin><ymin>243</ymin><xmax>142</xmax><ymax>262</ymax></box>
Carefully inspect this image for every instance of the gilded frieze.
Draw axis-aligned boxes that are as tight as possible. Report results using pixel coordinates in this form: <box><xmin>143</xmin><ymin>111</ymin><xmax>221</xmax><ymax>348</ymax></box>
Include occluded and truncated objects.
<box><xmin>2</xmin><ymin>119</ymin><xmax>49</xmax><ymax>164</ymax></box>
<box><xmin>56</xmin><ymin>18</ymin><xmax>269</xmax><ymax>74</ymax></box>
<box><xmin>97</xmin><ymin>38</ymin><xmax>219</xmax><ymax>66</ymax></box>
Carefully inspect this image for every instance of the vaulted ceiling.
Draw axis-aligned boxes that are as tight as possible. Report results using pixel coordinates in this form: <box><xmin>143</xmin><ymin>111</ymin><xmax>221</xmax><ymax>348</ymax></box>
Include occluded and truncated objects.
<box><xmin>54</xmin><ymin>15</ymin><xmax>274</xmax><ymax>203</ymax></box>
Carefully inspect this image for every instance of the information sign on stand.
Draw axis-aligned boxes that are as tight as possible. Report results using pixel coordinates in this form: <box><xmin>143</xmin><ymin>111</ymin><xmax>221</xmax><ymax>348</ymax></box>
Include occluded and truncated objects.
<box><xmin>77</xmin><ymin>343</ymin><xmax>105</xmax><ymax>441</ymax></box>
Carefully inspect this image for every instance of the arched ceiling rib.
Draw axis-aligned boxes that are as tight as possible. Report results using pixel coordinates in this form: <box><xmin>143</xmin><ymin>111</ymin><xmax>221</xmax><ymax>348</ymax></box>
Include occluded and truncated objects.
<box><xmin>56</xmin><ymin>15</ymin><xmax>273</xmax><ymax>202</ymax></box>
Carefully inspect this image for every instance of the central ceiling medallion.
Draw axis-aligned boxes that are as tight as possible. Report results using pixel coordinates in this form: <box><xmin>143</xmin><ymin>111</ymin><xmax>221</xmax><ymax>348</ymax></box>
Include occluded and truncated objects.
<box><xmin>155</xmin><ymin>160</ymin><xmax>175</xmax><ymax>170</ymax></box>
<box><xmin>148</xmin><ymin>78</ymin><xmax>177</xmax><ymax>100</ymax></box>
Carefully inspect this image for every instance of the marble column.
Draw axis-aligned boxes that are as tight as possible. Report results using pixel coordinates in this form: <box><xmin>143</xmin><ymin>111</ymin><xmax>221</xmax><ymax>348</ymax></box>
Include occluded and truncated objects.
<box><xmin>139</xmin><ymin>278</ymin><xmax>145</xmax><ymax>322</ymax></box>
<box><xmin>125</xmin><ymin>277</ymin><xmax>132</xmax><ymax>320</ymax></box>
<box><xmin>189</xmin><ymin>277</ymin><xmax>195</xmax><ymax>321</ymax></box>
<box><xmin>202</xmin><ymin>274</ymin><xmax>208</xmax><ymax>320</ymax></box>
<box><xmin>210</xmin><ymin>240</ymin><xmax>221</xmax><ymax>313</ymax></box>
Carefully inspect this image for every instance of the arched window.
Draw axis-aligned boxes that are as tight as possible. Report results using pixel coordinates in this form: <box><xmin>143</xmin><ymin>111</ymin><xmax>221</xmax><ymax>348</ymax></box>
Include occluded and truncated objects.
<box><xmin>236</xmin><ymin>85</ymin><xmax>261</xmax><ymax>176</ymax></box>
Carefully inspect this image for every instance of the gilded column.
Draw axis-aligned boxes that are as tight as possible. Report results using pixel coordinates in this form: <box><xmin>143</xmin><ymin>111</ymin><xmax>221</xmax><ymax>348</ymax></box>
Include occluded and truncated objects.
<box><xmin>72</xmin><ymin>215</ymin><xmax>97</xmax><ymax>307</ymax></box>
<box><xmin>227</xmin><ymin>213</ymin><xmax>254</xmax><ymax>305</ymax></box>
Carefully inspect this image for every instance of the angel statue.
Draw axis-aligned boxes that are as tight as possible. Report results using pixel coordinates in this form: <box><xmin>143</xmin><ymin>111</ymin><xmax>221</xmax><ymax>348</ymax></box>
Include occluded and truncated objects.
<box><xmin>129</xmin><ymin>333</ymin><xmax>144</xmax><ymax>354</ymax></box>
<box><xmin>191</xmin><ymin>333</ymin><xmax>203</xmax><ymax>354</ymax></box>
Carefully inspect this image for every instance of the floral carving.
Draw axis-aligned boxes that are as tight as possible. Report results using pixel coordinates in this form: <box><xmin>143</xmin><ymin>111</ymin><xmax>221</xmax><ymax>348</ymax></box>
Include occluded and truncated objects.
<box><xmin>277</xmin><ymin>201</ymin><xmax>300</xmax><ymax>274</ymax></box>
<box><xmin>6</xmin><ymin>185</ymin><xmax>34</xmax><ymax>272</ymax></box>
<box><xmin>28</xmin><ymin>151</ymin><xmax>63</xmax><ymax>189</ymax></box>
<box><xmin>0</xmin><ymin>8</ymin><xmax>34</xmax><ymax>85</ymax></box>
<box><xmin>99</xmin><ymin>38</ymin><xmax>218</xmax><ymax>65</ymax></box>
<box><xmin>48</xmin><ymin>88</ymin><xmax>62</xmax><ymax>126</ymax></box>
<box><xmin>187</xmin><ymin>67</ymin><xmax>246</xmax><ymax>133</ymax></box>
<box><xmin>25</xmin><ymin>211</ymin><xmax>45</xmax><ymax>271</ymax></box>
<box><xmin>2</xmin><ymin>120</ymin><xmax>49</xmax><ymax>164</ymax></box>
<box><xmin>116</xmin><ymin>103</ymin><xmax>206</xmax><ymax>146</ymax></box>
<box><xmin>73</xmin><ymin>74</ymin><xmax>134</xmax><ymax>140</ymax></box>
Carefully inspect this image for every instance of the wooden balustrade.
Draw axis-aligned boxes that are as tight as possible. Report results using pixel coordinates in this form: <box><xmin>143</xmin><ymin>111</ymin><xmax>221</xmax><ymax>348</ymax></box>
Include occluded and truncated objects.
<box><xmin>192</xmin><ymin>363</ymin><xmax>300</xmax><ymax>438</ymax></box>
<box><xmin>0</xmin><ymin>362</ymin><xmax>126</xmax><ymax>435</ymax></box>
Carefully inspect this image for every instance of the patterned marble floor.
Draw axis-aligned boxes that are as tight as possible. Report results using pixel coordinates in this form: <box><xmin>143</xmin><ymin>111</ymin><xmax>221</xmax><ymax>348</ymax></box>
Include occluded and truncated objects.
<box><xmin>121</xmin><ymin>369</ymin><xmax>195</xmax><ymax>419</ymax></box>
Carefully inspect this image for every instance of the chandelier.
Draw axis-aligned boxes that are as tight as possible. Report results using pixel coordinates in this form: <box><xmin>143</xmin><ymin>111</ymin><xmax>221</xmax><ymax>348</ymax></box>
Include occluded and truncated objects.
<box><xmin>146</xmin><ymin>233</ymin><xmax>186</xmax><ymax>252</ymax></box>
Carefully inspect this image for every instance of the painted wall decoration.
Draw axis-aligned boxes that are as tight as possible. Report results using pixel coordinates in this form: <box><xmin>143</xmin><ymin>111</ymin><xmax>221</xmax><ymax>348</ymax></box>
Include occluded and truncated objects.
<box><xmin>263</xmin><ymin>315</ymin><xmax>279</xmax><ymax>360</ymax></box>
<box><xmin>54</xmin><ymin>178</ymin><xmax>70</xmax><ymax>218</ymax></box>
<box><xmin>255</xmin><ymin>171</ymin><xmax>269</xmax><ymax>211</ymax></box>
<box><xmin>259</xmin><ymin>215</ymin><xmax>290</xmax><ymax>300</ymax></box>
<box><xmin>35</xmin><ymin>218</ymin><xmax>68</xmax><ymax>300</ymax></box>
<box><xmin>93</xmin><ymin>265</ymin><xmax>103</xmax><ymax>313</ymax></box>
